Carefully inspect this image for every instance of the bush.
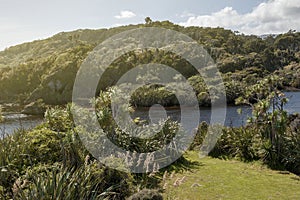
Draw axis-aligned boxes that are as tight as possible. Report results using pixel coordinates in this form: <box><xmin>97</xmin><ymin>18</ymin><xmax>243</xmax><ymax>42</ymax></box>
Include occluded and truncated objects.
<box><xmin>13</xmin><ymin>163</ymin><xmax>134</xmax><ymax>200</ymax></box>
<box><xmin>190</xmin><ymin>123</ymin><xmax>262</xmax><ymax>161</ymax></box>
<box><xmin>44</xmin><ymin>104</ymin><xmax>74</xmax><ymax>132</ymax></box>
<box><xmin>189</xmin><ymin>122</ymin><xmax>208</xmax><ymax>150</ymax></box>
<box><xmin>0</xmin><ymin>103</ymin><xmax>136</xmax><ymax>199</ymax></box>
<box><xmin>127</xmin><ymin>189</ymin><xmax>163</xmax><ymax>200</ymax></box>
<box><xmin>0</xmin><ymin>126</ymin><xmax>88</xmax><ymax>197</ymax></box>
<box><xmin>282</xmin><ymin>130</ymin><xmax>300</xmax><ymax>174</ymax></box>
<box><xmin>191</xmin><ymin>121</ymin><xmax>300</xmax><ymax>175</ymax></box>
<box><xmin>10</xmin><ymin>128</ymin><xmax>86</xmax><ymax>169</ymax></box>
<box><xmin>209</xmin><ymin>126</ymin><xmax>262</xmax><ymax>161</ymax></box>
<box><xmin>268</xmin><ymin>114</ymin><xmax>300</xmax><ymax>174</ymax></box>
<box><xmin>94</xmin><ymin>89</ymin><xmax>184</xmax><ymax>153</ymax></box>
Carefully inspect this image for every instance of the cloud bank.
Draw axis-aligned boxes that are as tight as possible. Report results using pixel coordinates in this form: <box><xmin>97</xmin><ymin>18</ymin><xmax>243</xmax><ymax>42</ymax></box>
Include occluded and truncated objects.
<box><xmin>180</xmin><ymin>0</ymin><xmax>300</xmax><ymax>35</ymax></box>
<box><xmin>115</xmin><ymin>10</ymin><xmax>136</xmax><ymax>19</ymax></box>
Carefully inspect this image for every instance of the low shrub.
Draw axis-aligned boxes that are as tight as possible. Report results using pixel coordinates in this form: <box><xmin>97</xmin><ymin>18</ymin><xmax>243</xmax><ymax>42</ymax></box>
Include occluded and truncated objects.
<box><xmin>189</xmin><ymin>122</ymin><xmax>208</xmax><ymax>150</ymax></box>
<box><xmin>191</xmin><ymin>120</ymin><xmax>300</xmax><ymax>175</ymax></box>
<box><xmin>209</xmin><ymin>126</ymin><xmax>262</xmax><ymax>161</ymax></box>
<box><xmin>0</xmin><ymin>125</ymin><xmax>88</xmax><ymax>197</ymax></box>
<box><xmin>127</xmin><ymin>189</ymin><xmax>163</xmax><ymax>200</ymax></box>
<box><xmin>13</xmin><ymin>163</ymin><xmax>134</xmax><ymax>200</ymax></box>
<box><xmin>44</xmin><ymin>104</ymin><xmax>74</xmax><ymax>132</ymax></box>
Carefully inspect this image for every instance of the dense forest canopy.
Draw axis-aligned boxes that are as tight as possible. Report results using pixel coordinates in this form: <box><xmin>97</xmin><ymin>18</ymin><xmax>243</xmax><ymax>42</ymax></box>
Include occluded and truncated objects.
<box><xmin>0</xmin><ymin>20</ymin><xmax>299</xmax><ymax>106</ymax></box>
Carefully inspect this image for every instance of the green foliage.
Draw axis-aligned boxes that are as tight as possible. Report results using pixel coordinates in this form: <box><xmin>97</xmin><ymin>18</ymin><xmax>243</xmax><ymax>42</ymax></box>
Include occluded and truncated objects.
<box><xmin>93</xmin><ymin>89</ymin><xmax>182</xmax><ymax>153</ymax></box>
<box><xmin>210</xmin><ymin>127</ymin><xmax>262</xmax><ymax>161</ymax></box>
<box><xmin>235</xmin><ymin>75</ymin><xmax>300</xmax><ymax>174</ymax></box>
<box><xmin>187</xmin><ymin>75</ymin><xmax>300</xmax><ymax>174</ymax></box>
<box><xmin>191</xmin><ymin>123</ymin><xmax>262</xmax><ymax>161</ymax></box>
<box><xmin>44</xmin><ymin>104</ymin><xmax>75</xmax><ymax>132</ymax></box>
<box><xmin>189</xmin><ymin>122</ymin><xmax>208</xmax><ymax>150</ymax></box>
<box><xmin>0</xmin><ymin>106</ymin><xmax>3</xmax><ymax>122</ymax></box>
<box><xmin>145</xmin><ymin>17</ymin><xmax>153</xmax><ymax>25</ymax></box>
<box><xmin>128</xmin><ymin>189</ymin><xmax>163</xmax><ymax>200</ymax></box>
<box><xmin>130</xmin><ymin>84</ymin><xmax>177</xmax><ymax>107</ymax></box>
<box><xmin>12</xmin><ymin>163</ymin><xmax>133</xmax><ymax>200</ymax></box>
<box><xmin>0</xmin><ymin>43</ymin><xmax>93</xmax><ymax>104</ymax></box>
<box><xmin>275</xmin><ymin>62</ymin><xmax>300</xmax><ymax>89</ymax></box>
<box><xmin>0</xmin><ymin>22</ymin><xmax>299</xmax><ymax>106</ymax></box>
<box><xmin>0</xmin><ymin>128</ymin><xmax>86</xmax><ymax>177</ymax></box>
<box><xmin>282</xmin><ymin>114</ymin><xmax>300</xmax><ymax>174</ymax></box>
<box><xmin>0</xmin><ymin>104</ymin><xmax>138</xmax><ymax>198</ymax></box>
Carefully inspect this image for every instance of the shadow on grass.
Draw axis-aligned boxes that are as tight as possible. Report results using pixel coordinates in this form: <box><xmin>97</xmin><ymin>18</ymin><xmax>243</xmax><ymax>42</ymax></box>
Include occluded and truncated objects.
<box><xmin>133</xmin><ymin>155</ymin><xmax>204</xmax><ymax>189</ymax></box>
<box><xmin>163</xmin><ymin>155</ymin><xmax>204</xmax><ymax>173</ymax></box>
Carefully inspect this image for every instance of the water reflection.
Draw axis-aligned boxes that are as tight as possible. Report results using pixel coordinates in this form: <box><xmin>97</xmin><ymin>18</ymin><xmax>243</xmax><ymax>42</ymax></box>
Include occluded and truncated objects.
<box><xmin>0</xmin><ymin>92</ymin><xmax>299</xmax><ymax>135</ymax></box>
<box><xmin>133</xmin><ymin>105</ymin><xmax>252</xmax><ymax>127</ymax></box>
<box><xmin>0</xmin><ymin>113</ymin><xmax>43</xmax><ymax>135</ymax></box>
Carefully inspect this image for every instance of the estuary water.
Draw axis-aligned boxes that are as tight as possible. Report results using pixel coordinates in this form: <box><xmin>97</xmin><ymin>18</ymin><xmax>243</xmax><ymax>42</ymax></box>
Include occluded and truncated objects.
<box><xmin>1</xmin><ymin>92</ymin><xmax>299</xmax><ymax>135</ymax></box>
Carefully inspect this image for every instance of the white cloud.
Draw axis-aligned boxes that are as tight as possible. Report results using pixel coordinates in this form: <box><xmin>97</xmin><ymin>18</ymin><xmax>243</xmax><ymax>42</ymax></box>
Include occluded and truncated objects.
<box><xmin>115</xmin><ymin>10</ymin><xmax>136</xmax><ymax>19</ymax></box>
<box><xmin>178</xmin><ymin>11</ymin><xmax>195</xmax><ymax>18</ymax></box>
<box><xmin>180</xmin><ymin>0</ymin><xmax>300</xmax><ymax>35</ymax></box>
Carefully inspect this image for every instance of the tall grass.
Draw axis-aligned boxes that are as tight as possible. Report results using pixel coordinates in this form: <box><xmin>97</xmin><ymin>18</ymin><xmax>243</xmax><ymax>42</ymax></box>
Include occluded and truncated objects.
<box><xmin>13</xmin><ymin>163</ymin><xmax>133</xmax><ymax>200</ymax></box>
<box><xmin>0</xmin><ymin>106</ymin><xmax>3</xmax><ymax>123</ymax></box>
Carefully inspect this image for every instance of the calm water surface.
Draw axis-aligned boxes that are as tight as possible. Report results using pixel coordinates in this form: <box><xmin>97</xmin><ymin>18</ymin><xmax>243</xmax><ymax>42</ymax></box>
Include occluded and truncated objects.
<box><xmin>1</xmin><ymin>92</ymin><xmax>299</xmax><ymax>135</ymax></box>
<box><xmin>134</xmin><ymin>92</ymin><xmax>300</xmax><ymax>127</ymax></box>
<box><xmin>0</xmin><ymin>113</ymin><xmax>43</xmax><ymax>135</ymax></box>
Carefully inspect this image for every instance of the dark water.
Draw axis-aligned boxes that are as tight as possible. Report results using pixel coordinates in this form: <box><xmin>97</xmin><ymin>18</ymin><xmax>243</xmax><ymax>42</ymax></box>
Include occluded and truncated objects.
<box><xmin>0</xmin><ymin>92</ymin><xmax>299</xmax><ymax>135</ymax></box>
<box><xmin>133</xmin><ymin>91</ymin><xmax>300</xmax><ymax>127</ymax></box>
<box><xmin>133</xmin><ymin>105</ymin><xmax>252</xmax><ymax>127</ymax></box>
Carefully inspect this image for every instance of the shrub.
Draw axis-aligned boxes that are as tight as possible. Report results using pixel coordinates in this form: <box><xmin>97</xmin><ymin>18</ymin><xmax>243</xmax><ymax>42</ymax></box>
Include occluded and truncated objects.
<box><xmin>44</xmin><ymin>104</ymin><xmax>74</xmax><ymax>132</ymax></box>
<box><xmin>94</xmin><ymin>89</ymin><xmax>184</xmax><ymax>153</ymax></box>
<box><xmin>11</xmin><ymin>128</ymin><xmax>86</xmax><ymax>168</ymax></box>
<box><xmin>190</xmin><ymin>123</ymin><xmax>262</xmax><ymax>161</ymax></box>
<box><xmin>127</xmin><ymin>189</ymin><xmax>163</xmax><ymax>200</ymax></box>
<box><xmin>13</xmin><ymin>163</ymin><xmax>134</xmax><ymax>200</ymax></box>
<box><xmin>209</xmin><ymin>126</ymin><xmax>262</xmax><ymax>161</ymax></box>
<box><xmin>189</xmin><ymin>122</ymin><xmax>208</xmax><ymax>150</ymax></box>
<box><xmin>0</xmin><ymin>127</ymin><xmax>88</xmax><ymax>197</ymax></box>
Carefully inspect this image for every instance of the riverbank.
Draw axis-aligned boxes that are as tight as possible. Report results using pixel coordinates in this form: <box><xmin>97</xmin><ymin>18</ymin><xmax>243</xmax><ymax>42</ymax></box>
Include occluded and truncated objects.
<box><xmin>1</xmin><ymin>91</ymin><xmax>300</xmax><ymax>135</ymax></box>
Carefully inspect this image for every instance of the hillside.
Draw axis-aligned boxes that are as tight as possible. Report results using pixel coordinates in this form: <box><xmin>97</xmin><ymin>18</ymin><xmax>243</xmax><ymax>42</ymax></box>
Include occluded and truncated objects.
<box><xmin>0</xmin><ymin>20</ymin><xmax>299</xmax><ymax>108</ymax></box>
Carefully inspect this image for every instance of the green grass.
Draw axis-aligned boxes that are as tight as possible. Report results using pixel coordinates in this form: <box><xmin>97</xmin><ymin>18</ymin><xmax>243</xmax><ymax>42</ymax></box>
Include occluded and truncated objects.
<box><xmin>163</xmin><ymin>152</ymin><xmax>300</xmax><ymax>200</ymax></box>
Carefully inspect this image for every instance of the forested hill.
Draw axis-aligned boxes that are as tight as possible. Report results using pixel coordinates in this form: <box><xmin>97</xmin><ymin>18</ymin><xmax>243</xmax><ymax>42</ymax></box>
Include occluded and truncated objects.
<box><xmin>0</xmin><ymin>20</ymin><xmax>299</xmax><ymax>106</ymax></box>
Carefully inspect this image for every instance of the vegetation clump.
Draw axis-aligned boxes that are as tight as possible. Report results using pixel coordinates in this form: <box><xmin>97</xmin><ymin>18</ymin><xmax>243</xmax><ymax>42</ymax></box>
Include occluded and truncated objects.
<box><xmin>0</xmin><ymin>21</ymin><xmax>299</xmax><ymax>107</ymax></box>
<box><xmin>127</xmin><ymin>189</ymin><xmax>163</xmax><ymax>200</ymax></box>
<box><xmin>190</xmin><ymin>75</ymin><xmax>300</xmax><ymax>175</ymax></box>
<box><xmin>0</xmin><ymin>106</ymin><xmax>3</xmax><ymax>122</ymax></box>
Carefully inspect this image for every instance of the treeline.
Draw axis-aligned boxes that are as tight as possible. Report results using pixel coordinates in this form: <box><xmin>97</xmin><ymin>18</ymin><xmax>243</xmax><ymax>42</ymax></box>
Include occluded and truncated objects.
<box><xmin>0</xmin><ymin>19</ymin><xmax>299</xmax><ymax>106</ymax></box>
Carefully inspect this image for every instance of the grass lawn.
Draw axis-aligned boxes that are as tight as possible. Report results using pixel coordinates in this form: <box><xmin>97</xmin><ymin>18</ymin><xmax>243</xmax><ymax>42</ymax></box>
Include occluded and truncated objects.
<box><xmin>163</xmin><ymin>152</ymin><xmax>300</xmax><ymax>200</ymax></box>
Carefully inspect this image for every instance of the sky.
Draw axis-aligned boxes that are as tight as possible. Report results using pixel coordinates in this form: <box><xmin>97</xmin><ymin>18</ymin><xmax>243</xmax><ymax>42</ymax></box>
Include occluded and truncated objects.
<box><xmin>0</xmin><ymin>0</ymin><xmax>299</xmax><ymax>50</ymax></box>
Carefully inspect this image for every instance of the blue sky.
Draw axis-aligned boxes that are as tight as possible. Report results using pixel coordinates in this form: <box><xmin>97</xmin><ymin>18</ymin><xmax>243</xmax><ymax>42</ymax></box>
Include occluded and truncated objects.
<box><xmin>0</xmin><ymin>0</ymin><xmax>299</xmax><ymax>50</ymax></box>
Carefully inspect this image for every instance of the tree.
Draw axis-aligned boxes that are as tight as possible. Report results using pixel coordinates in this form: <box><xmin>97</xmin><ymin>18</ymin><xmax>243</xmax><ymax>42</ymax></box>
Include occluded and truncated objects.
<box><xmin>145</xmin><ymin>17</ymin><xmax>153</xmax><ymax>25</ymax></box>
<box><xmin>236</xmin><ymin>75</ymin><xmax>290</xmax><ymax>168</ymax></box>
